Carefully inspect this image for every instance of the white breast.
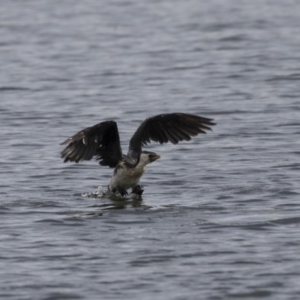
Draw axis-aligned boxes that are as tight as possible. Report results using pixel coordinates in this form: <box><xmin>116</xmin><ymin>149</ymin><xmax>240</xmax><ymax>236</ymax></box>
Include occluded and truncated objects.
<box><xmin>109</xmin><ymin>162</ymin><xmax>147</xmax><ymax>191</ymax></box>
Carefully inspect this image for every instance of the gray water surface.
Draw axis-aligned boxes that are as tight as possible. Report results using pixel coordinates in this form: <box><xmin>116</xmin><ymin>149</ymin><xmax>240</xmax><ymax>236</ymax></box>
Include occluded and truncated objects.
<box><xmin>1</xmin><ymin>1</ymin><xmax>300</xmax><ymax>299</ymax></box>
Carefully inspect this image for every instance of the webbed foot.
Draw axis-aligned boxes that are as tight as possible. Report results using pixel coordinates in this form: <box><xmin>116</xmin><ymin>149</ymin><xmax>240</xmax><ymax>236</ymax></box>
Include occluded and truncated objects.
<box><xmin>132</xmin><ymin>185</ymin><xmax>144</xmax><ymax>196</ymax></box>
<box><xmin>112</xmin><ymin>187</ymin><xmax>128</xmax><ymax>197</ymax></box>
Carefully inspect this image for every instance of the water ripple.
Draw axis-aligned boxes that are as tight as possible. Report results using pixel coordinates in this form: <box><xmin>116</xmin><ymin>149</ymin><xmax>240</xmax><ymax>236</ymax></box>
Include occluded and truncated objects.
<box><xmin>1</xmin><ymin>0</ymin><xmax>300</xmax><ymax>299</ymax></box>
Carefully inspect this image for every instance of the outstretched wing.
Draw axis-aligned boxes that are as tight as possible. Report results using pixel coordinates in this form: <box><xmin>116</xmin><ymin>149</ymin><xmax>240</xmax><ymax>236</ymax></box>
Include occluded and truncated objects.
<box><xmin>60</xmin><ymin>121</ymin><xmax>122</xmax><ymax>168</ymax></box>
<box><xmin>128</xmin><ymin>113</ymin><xmax>215</xmax><ymax>163</ymax></box>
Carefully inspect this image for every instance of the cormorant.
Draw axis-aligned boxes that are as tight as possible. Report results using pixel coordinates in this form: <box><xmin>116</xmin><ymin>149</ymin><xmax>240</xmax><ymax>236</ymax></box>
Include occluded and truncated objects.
<box><xmin>60</xmin><ymin>113</ymin><xmax>215</xmax><ymax>196</ymax></box>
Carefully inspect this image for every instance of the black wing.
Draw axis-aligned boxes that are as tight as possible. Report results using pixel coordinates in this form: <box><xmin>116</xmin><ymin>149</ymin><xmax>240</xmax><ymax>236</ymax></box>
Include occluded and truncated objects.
<box><xmin>128</xmin><ymin>113</ymin><xmax>215</xmax><ymax>163</ymax></box>
<box><xmin>60</xmin><ymin>121</ymin><xmax>123</xmax><ymax>168</ymax></box>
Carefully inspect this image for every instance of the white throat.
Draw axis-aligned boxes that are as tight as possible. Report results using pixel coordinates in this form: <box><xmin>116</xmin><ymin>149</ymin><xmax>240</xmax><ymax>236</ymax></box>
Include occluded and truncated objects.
<box><xmin>138</xmin><ymin>153</ymin><xmax>152</xmax><ymax>166</ymax></box>
<box><xmin>109</xmin><ymin>158</ymin><xmax>148</xmax><ymax>191</ymax></box>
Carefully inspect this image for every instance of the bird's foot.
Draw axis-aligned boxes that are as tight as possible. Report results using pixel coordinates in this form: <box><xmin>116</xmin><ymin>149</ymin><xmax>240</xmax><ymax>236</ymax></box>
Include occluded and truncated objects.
<box><xmin>112</xmin><ymin>187</ymin><xmax>128</xmax><ymax>197</ymax></box>
<box><xmin>132</xmin><ymin>185</ymin><xmax>144</xmax><ymax>196</ymax></box>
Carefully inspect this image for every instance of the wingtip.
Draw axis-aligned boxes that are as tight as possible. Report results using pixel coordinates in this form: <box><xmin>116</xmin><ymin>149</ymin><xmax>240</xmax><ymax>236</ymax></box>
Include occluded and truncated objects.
<box><xmin>60</xmin><ymin>138</ymin><xmax>71</xmax><ymax>145</ymax></box>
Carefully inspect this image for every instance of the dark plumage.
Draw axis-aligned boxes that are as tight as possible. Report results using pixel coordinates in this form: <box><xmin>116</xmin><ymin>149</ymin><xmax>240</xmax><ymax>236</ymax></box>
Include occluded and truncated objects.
<box><xmin>60</xmin><ymin>113</ymin><xmax>215</xmax><ymax>196</ymax></box>
<box><xmin>61</xmin><ymin>121</ymin><xmax>122</xmax><ymax>167</ymax></box>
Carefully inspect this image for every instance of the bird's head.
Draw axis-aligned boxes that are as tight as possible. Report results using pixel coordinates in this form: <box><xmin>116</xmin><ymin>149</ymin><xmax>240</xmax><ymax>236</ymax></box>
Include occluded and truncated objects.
<box><xmin>140</xmin><ymin>151</ymin><xmax>161</xmax><ymax>165</ymax></box>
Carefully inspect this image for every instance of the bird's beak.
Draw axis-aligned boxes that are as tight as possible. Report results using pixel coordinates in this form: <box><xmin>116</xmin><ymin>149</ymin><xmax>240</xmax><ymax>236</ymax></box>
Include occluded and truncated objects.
<box><xmin>150</xmin><ymin>154</ymin><xmax>161</xmax><ymax>162</ymax></box>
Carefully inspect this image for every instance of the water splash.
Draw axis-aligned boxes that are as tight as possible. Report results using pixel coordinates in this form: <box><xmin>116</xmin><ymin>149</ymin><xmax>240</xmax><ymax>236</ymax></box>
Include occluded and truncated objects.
<box><xmin>81</xmin><ymin>185</ymin><xmax>110</xmax><ymax>198</ymax></box>
<box><xmin>81</xmin><ymin>186</ymin><xmax>143</xmax><ymax>201</ymax></box>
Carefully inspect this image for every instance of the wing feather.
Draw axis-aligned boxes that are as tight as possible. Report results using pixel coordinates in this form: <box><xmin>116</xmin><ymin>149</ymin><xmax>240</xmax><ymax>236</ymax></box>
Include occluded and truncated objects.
<box><xmin>164</xmin><ymin>127</ymin><xmax>179</xmax><ymax>144</ymax></box>
<box><xmin>173</xmin><ymin>123</ymin><xmax>197</xmax><ymax>136</ymax></box>
<box><xmin>128</xmin><ymin>113</ymin><xmax>215</xmax><ymax>159</ymax></box>
<box><xmin>156</xmin><ymin>123</ymin><xmax>169</xmax><ymax>143</ymax></box>
<box><xmin>171</xmin><ymin>124</ymin><xmax>192</xmax><ymax>141</ymax></box>
<box><xmin>152</xmin><ymin>123</ymin><xmax>164</xmax><ymax>143</ymax></box>
<box><xmin>60</xmin><ymin>121</ymin><xmax>122</xmax><ymax>168</ymax></box>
